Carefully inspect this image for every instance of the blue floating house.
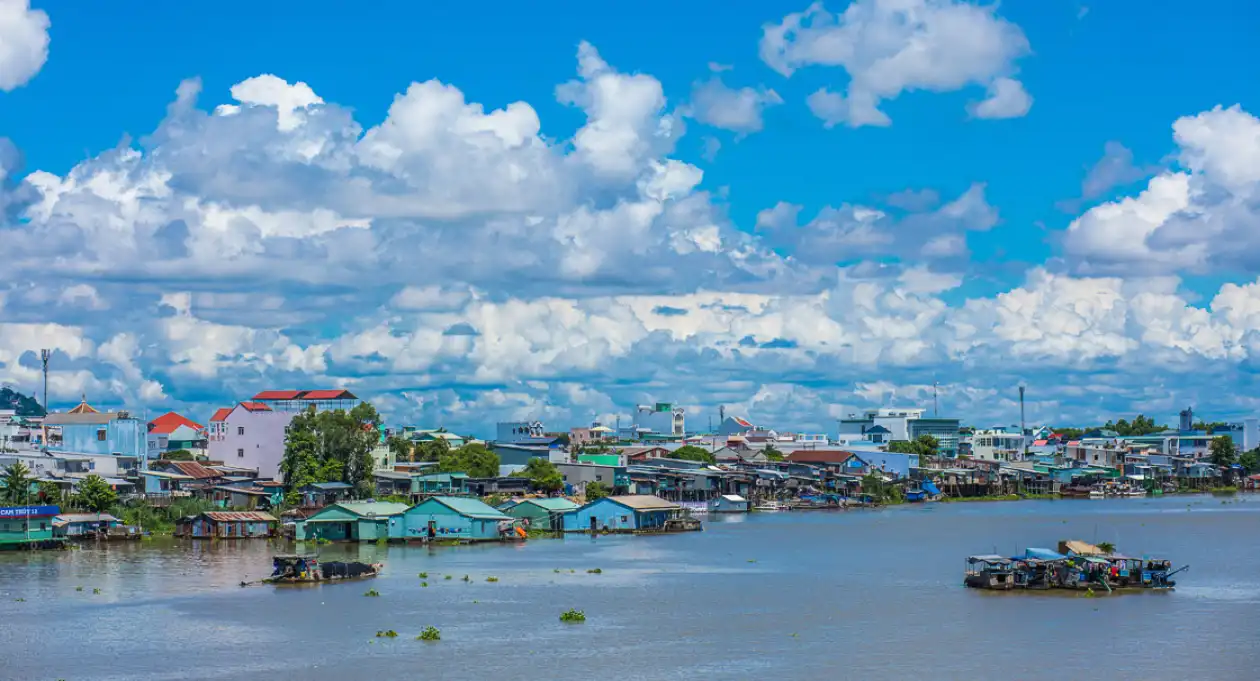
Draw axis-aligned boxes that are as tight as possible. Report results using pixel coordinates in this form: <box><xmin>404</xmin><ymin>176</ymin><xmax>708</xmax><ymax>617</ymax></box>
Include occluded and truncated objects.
<box><xmin>296</xmin><ymin>501</ymin><xmax>409</xmax><ymax>542</ymax></box>
<box><xmin>400</xmin><ymin>496</ymin><xmax>515</xmax><ymax>542</ymax></box>
<box><xmin>501</xmin><ymin>497</ymin><xmax>580</xmax><ymax>530</ymax></box>
<box><xmin>562</xmin><ymin>495</ymin><xmax>682</xmax><ymax>533</ymax></box>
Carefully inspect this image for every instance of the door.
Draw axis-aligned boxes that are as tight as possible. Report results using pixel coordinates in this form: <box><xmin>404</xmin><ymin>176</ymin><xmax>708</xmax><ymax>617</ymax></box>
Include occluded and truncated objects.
<box><xmin>589</xmin><ymin>516</ymin><xmax>598</xmax><ymax>533</ymax></box>
<box><xmin>427</xmin><ymin>520</ymin><xmax>436</xmax><ymax>538</ymax></box>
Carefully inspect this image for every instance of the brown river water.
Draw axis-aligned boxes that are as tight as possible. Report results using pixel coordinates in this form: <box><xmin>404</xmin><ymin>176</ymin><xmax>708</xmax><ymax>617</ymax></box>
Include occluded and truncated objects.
<box><xmin>2</xmin><ymin>494</ymin><xmax>1259</xmax><ymax>681</ymax></box>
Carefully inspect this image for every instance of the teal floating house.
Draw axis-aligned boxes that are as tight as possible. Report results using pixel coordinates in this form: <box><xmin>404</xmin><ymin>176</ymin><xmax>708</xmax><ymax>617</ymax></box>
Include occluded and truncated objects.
<box><xmin>297</xmin><ymin>501</ymin><xmax>409</xmax><ymax>542</ymax></box>
<box><xmin>0</xmin><ymin>505</ymin><xmax>65</xmax><ymax>550</ymax></box>
<box><xmin>501</xmin><ymin>497</ymin><xmax>579</xmax><ymax>531</ymax></box>
<box><xmin>562</xmin><ymin>495</ymin><xmax>683</xmax><ymax>533</ymax></box>
<box><xmin>401</xmin><ymin>496</ymin><xmax>515</xmax><ymax>542</ymax></box>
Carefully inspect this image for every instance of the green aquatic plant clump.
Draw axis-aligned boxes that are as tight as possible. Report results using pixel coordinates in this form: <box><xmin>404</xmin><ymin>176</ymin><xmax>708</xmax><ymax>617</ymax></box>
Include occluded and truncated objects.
<box><xmin>364</xmin><ymin>588</ymin><xmax>381</xmax><ymax>597</ymax></box>
<box><xmin>560</xmin><ymin>609</ymin><xmax>586</xmax><ymax>623</ymax></box>
<box><xmin>417</xmin><ymin>626</ymin><xmax>441</xmax><ymax>641</ymax></box>
<box><xmin>485</xmin><ymin>576</ymin><xmax>499</xmax><ymax>583</ymax></box>
<box><xmin>375</xmin><ymin>629</ymin><xmax>398</xmax><ymax>638</ymax></box>
<box><xmin>418</xmin><ymin>572</ymin><xmax>428</xmax><ymax>579</ymax></box>
<box><xmin>586</xmin><ymin>568</ymin><xmax>602</xmax><ymax>574</ymax></box>
<box><xmin>444</xmin><ymin>575</ymin><xmax>452</xmax><ymax>580</ymax></box>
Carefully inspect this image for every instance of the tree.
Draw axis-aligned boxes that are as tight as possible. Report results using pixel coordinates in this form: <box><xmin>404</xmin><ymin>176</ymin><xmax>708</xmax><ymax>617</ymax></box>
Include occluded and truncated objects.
<box><xmin>763</xmin><ymin>444</ymin><xmax>784</xmax><ymax>462</ymax></box>
<box><xmin>1208</xmin><ymin>436</ymin><xmax>1237</xmax><ymax>467</ymax></box>
<box><xmin>517</xmin><ymin>458</ymin><xmax>564</xmax><ymax>493</ymax></box>
<box><xmin>2</xmin><ymin>461</ymin><xmax>35</xmax><ymax>504</ymax></box>
<box><xmin>164</xmin><ymin>449</ymin><xmax>195</xmax><ymax>461</ymax></box>
<box><xmin>859</xmin><ymin>472</ymin><xmax>903</xmax><ymax>504</ymax></box>
<box><xmin>280</xmin><ymin>403</ymin><xmax>382</xmax><ymax>494</ymax></box>
<box><xmin>386</xmin><ymin>435</ymin><xmax>413</xmax><ymax>465</ymax></box>
<box><xmin>0</xmin><ymin>387</ymin><xmax>45</xmax><ymax>417</ymax></box>
<box><xmin>438</xmin><ymin>443</ymin><xmax>501</xmax><ymax>478</ymax></box>
<box><xmin>1193</xmin><ymin>421</ymin><xmax>1229</xmax><ymax>434</ymax></box>
<box><xmin>75</xmin><ymin>474</ymin><xmax>118</xmax><ymax>513</ymax></box>
<box><xmin>1102</xmin><ymin>415</ymin><xmax>1166</xmax><ymax>437</ymax></box>
<box><xmin>585</xmin><ymin>481</ymin><xmax>611</xmax><ymax>500</ymax></box>
<box><xmin>36</xmin><ymin>480</ymin><xmax>63</xmax><ymax>505</ymax></box>
<box><xmin>414</xmin><ymin>437</ymin><xmax>451</xmax><ymax>463</ymax></box>
<box><xmin>1097</xmin><ymin>542</ymin><xmax>1116</xmax><ymax>555</ymax></box>
<box><xmin>1055</xmin><ymin>427</ymin><xmax>1085</xmax><ymax>441</ymax></box>
<box><xmin>887</xmin><ymin>435</ymin><xmax>938</xmax><ymax>457</ymax></box>
<box><xmin>672</xmin><ymin>445</ymin><xmax>716</xmax><ymax>464</ymax></box>
<box><xmin>1239</xmin><ymin>448</ymin><xmax>1260</xmax><ymax>475</ymax></box>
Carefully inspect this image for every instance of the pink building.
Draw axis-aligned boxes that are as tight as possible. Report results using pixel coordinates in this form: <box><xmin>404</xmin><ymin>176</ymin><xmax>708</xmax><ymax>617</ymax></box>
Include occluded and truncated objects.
<box><xmin>207</xmin><ymin>402</ymin><xmax>295</xmax><ymax>481</ymax></box>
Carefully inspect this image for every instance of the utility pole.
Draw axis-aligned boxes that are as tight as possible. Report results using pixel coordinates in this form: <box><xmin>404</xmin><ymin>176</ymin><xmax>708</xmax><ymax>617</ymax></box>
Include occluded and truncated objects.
<box><xmin>933</xmin><ymin>382</ymin><xmax>939</xmax><ymax>417</ymax></box>
<box><xmin>1019</xmin><ymin>385</ymin><xmax>1027</xmax><ymax>456</ymax></box>
<box><xmin>40</xmin><ymin>349</ymin><xmax>51</xmax><ymax>453</ymax></box>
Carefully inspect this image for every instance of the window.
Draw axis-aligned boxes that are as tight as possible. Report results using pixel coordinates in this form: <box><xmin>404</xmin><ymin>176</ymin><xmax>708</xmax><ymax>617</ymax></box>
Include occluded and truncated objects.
<box><xmin>237</xmin><ymin>448</ymin><xmax>245</xmax><ymax>458</ymax></box>
<box><xmin>97</xmin><ymin>429</ymin><xmax>107</xmax><ymax>441</ymax></box>
<box><xmin>238</xmin><ymin>426</ymin><xmax>245</xmax><ymax>436</ymax></box>
<box><xmin>595</xmin><ymin>475</ymin><xmax>603</xmax><ymax>481</ymax></box>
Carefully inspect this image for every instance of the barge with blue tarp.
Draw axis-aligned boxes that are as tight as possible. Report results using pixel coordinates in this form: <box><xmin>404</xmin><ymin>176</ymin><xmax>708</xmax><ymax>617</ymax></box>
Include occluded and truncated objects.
<box><xmin>965</xmin><ymin>540</ymin><xmax>1186</xmax><ymax>593</ymax></box>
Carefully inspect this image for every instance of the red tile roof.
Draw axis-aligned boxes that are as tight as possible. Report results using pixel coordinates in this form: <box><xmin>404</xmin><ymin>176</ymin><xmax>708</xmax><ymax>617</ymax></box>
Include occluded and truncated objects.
<box><xmin>300</xmin><ymin>389</ymin><xmax>356</xmax><ymax>400</ymax></box>
<box><xmin>210</xmin><ymin>407</ymin><xmax>233</xmax><ymax>423</ymax></box>
<box><xmin>785</xmin><ymin>449</ymin><xmax>859</xmax><ymax>464</ymax></box>
<box><xmin>148</xmin><ymin>411</ymin><xmax>204</xmax><ymax>434</ymax></box>
<box><xmin>252</xmin><ymin>390</ymin><xmax>304</xmax><ymax>400</ymax></box>
<box><xmin>731</xmin><ymin>416</ymin><xmax>754</xmax><ymax>428</ymax></box>
<box><xmin>239</xmin><ymin>402</ymin><xmax>272</xmax><ymax>412</ymax></box>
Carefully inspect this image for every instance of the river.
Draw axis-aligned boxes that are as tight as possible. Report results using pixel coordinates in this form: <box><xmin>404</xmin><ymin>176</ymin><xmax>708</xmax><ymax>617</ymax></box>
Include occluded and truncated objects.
<box><xmin>2</xmin><ymin>494</ymin><xmax>1258</xmax><ymax>681</ymax></box>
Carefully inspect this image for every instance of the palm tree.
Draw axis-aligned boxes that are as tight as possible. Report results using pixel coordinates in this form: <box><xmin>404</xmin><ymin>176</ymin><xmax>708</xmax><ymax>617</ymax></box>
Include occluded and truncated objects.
<box><xmin>2</xmin><ymin>461</ymin><xmax>35</xmax><ymax>505</ymax></box>
<box><xmin>1097</xmin><ymin>542</ymin><xmax>1116</xmax><ymax>555</ymax></box>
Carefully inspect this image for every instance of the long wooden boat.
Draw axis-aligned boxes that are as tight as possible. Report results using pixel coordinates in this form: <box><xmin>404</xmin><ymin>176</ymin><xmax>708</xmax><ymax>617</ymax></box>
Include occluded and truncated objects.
<box><xmin>965</xmin><ymin>541</ymin><xmax>1186</xmax><ymax>593</ymax></box>
<box><xmin>260</xmin><ymin>554</ymin><xmax>383</xmax><ymax>585</ymax></box>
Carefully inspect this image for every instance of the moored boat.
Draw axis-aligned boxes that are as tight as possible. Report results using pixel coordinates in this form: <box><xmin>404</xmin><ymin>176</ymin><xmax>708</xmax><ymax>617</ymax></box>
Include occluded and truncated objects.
<box><xmin>260</xmin><ymin>554</ymin><xmax>383</xmax><ymax>585</ymax></box>
<box><xmin>965</xmin><ymin>540</ymin><xmax>1186</xmax><ymax>593</ymax></box>
<box><xmin>753</xmin><ymin>500</ymin><xmax>788</xmax><ymax>512</ymax></box>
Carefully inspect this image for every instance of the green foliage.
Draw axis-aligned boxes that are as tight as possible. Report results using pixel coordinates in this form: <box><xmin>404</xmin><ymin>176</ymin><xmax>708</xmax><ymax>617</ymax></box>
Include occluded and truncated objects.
<box><xmin>1208</xmin><ymin>436</ymin><xmax>1237</xmax><ymax>467</ymax></box>
<box><xmin>485</xmin><ymin>576</ymin><xmax>498</xmax><ymax>582</ymax></box>
<box><xmin>116</xmin><ymin>497</ymin><xmax>215</xmax><ymax>534</ymax></box>
<box><xmin>2</xmin><ymin>461</ymin><xmax>35</xmax><ymax>504</ymax></box>
<box><xmin>375</xmin><ymin>630</ymin><xmax>398</xmax><ymax>638</ymax></box>
<box><xmin>36</xmin><ymin>481</ymin><xmax>63</xmax><ymax>505</ymax></box>
<box><xmin>672</xmin><ymin>445</ymin><xmax>716</xmax><ymax>464</ymax></box>
<box><xmin>386</xmin><ymin>435</ymin><xmax>413</xmax><ymax>464</ymax></box>
<box><xmin>887</xmin><ymin>435</ymin><xmax>939</xmax><ymax>457</ymax></box>
<box><xmin>1193</xmin><ymin>421</ymin><xmax>1230</xmax><ymax>434</ymax></box>
<box><xmin>364</xmin><ymin>589</ymin><xmax>380</xmax><ymax>597</ymax></box>
<box><xmin>517</xmin><ymin>458</ymin><xmax>563</xmax><ymax>493</ymax></box>
<box><xmin>375</xmin><ymin>537</ymin><xmax>387</xmax><ymax>546</ymax></box>
<box><xmin>559</xmin><ymin>609</ymin><xmax>586</xmax><ymax>623</ymax></box>
<box><xmin>860</xmin><ymin>473</ymin><xmax>904</xmax><ymax>504</ymax></box>
<box><xmin>1054</xmin><ymin>427</ymin><xmax>1085</xmax><ymax>441</ymax></box>
<box><xmin>1097</xmin><ymin>542</ymin><xmax>1116</xmax><ymax>555</ymax></box>
<box><xmin>414</xmin><ymin>438</ymin><xmax>451</xmax><ymax>463</ymax></box>
<box><xmin>417</xmin><ymin>626</ymin><xmax>441</xmax><ymax>641</ymax></box>
<box><xmin>763</xmin><ymin>445</ymin><xmax>784</xmax><ymax>462</ymax></box>
<box><xmin>586</xmin><ymin>568</ymin><xmax>602</xmax><ymax>574</ymax></box>
<box><xmin>1102</xmin><ymin>415</ymin><xmax>1166</xmax><ymax>437</ymax></box>
<box><xmin>1239</xmin><ymin>449</ymin><xmax>1260</xmax><ymax>475</ymax></box>
<box><xmin>163</xmin><ymin>449</ymin><xmax>195</xmax><ymax>461</ymax></box>
<box><xmin>281</xmin><ymin>403</ymin><xmax>382</xmax><ymax>492</ymax></box>
<box><xmin>74</xmin><ymin>474</ymin><xmax>118</xmax><ymax>513</ymax></box>
<box><xmin>418</xmin><ymin>572</ymin><xmax>428</xmax><ymax>579</ymax></box>
<box><xmin>0</xmin><ymin>387</ymin><xmax>44</xmax><ymax>417</ymax></box>
<box><xmin>584</xmin><ymin>481</ymin><xmax>611</xmax><ymax>500</ymax></box>
<box><xmin>437</xmin><ymin>443</ymin><xmax>500</xmax><ymax>478</ymax></box>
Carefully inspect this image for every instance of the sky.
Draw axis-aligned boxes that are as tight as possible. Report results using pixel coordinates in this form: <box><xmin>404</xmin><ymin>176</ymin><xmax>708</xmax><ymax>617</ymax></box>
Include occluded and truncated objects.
<box><xmin>1</xmin><ymin>0</ymin><xmax>1259</xmax><ymax>436</ymax></box>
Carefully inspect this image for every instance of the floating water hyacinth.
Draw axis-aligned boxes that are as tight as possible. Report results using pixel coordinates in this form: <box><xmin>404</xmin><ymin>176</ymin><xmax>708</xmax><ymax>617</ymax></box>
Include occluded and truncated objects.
<box><xmin>417</xmin><ymin>626</ymin><xmax>441</xmax><ymax>641</ymax></box>
<box><xmin>486</xmin><ymin>576</ymin><xmax>499</xmax><ymax>582</ymax></box>
<box><xmin>364</xmin><ymin>589</ymin><xmax>380</xmax><ymax>597</ymax></box>
<box><xmin>375</xmin><ymin>630</ymin><xmax>398</xmax><ymax>638</ymax></box>
<box><xmin>560</xmin><ymin>609</ymin><xmax>586</xmax><ymax>623</ymax></box>
<box><xmin>587</xmin><ymin>568</ymin><xmax>602</xmax><ymax>574</ymax></box>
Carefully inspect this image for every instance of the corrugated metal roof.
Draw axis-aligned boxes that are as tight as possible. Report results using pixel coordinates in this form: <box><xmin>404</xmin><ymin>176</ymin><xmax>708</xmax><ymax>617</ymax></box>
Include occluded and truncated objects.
<box><xmin>253</xmin><ymin>390</ymin><xmax>304</xmax><ymax>400</ymax></box>
<box><xmin>425</xmin><ymin>496</ymin><xmax>510</xmax><ymax>519</ymax></box>
<box><xmin>239</xmin><ymin>402</ymin><xmax>272</xmax><ymax>412</ymax></box>
<box><xmin>158</xmin><ymin>461</ymin><xmax>220</xmax><ymax>479</ymax></box>
<box><xmin>54</xmin><ymin>513</ymin><xmax>120</xmax><ymax>524</ymax></box>
<box><xmin>520</xmin><ymin>498</ymin><xmax>579</xmax><ymax>511</ymax></box>
<box><xmin>302</xmin><ymin>389</ymin><xmax>357</xmax><ymax>400</ymax></box>
<box><xmin>139</xmin><ymin>470</ymin><xmax>194</xmax><ymax>480</ymax></box>
<box><xmin>334</xmin><ymin>501</ymin><xmax>410</xmax><ymax>517</ymax></box>
<box><xmin>604</xmin><ymin>495</ymin><xmax>680</xmax><ymax>510</ymax></box>
<box><xmin>309</xmin><ymin>481</ymin><xmax>353</xmax><ymax>490</ymax></box>
<box><xmin>201</xmin><ymin>511</ymin><xmax>277</xmax><ymax>522</ymax></box>
<box><xmin>209</xmin><ymin>408</ymin><xmax>232</xmax><ymax>423</ymax></box>
<box><xmin>44</xmin><ymin>412</ymin><xmax>115</xmax><ymax>425</ymax></box>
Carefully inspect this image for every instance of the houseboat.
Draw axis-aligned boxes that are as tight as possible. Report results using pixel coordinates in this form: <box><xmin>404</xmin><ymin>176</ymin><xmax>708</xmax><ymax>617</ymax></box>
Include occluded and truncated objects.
<box><xmin>965</xmin><ymin>541</ymin><xmax>1185</xmax><ymax>592</ymax></box>
<box><xmin>261</xmin><ymin>554</ymin><xmax>383</xmax><ymax>585</ymax></box>
<box><xmin>964</xmin><ymin>555</ymin><xmax>1016</xmax><ymax>590</ymax></box>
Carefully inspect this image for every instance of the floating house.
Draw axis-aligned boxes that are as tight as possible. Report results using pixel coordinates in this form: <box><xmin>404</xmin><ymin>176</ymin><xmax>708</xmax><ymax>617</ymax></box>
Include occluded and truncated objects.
<box><xmin>299</xmin><ymin>481</ymin><xmax>354</xmax><ymax>508</ymax></box>
<box><xmin>176</xmin><ymin>511</ymin><xmax>277</xmax><ymax>539</ymax></box>
<box><xmin>562</xmin><ymin>495</ymin><xmax>683</xmax><ymax>533</ymax></box>
<box><xmin>501</xmin><ymin>497</ymin><xmax>580</xmax><ymax>530</ymax></box>
<box><xmin>296</xmin><ymin>501</ymin><xmax>409</xmax><ymax>542</ymax></box>
<box><xmin>401</xmin><ymin>496</ymin><xmax>516</xmax><ymax>542</ymax></box>
<box><xmin>53</xmin><ymin>512</ymin><xmax>127</xmax><ymax>539</ymax></box>
<box><xmin>0</xmin><ymin>505</ymin><xmax>65</xmax><ymax>550</ymax></box>
<box><xmin>707</xmin><ymin>494</ymin><xmax>750</xmax><ymax>513</ymax></box>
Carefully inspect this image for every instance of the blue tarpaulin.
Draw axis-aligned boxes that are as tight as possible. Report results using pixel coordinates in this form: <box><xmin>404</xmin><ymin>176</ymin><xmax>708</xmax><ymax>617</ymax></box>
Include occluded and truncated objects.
<box><xmin>922</xmin><ymin>481</ymin><xmax>941</xmax><ymax>496</ymax></box>
<box><xmin>1024</xmin><ymin>548</ymin><xmax>1067</xmax><ymax>560</ymax></box>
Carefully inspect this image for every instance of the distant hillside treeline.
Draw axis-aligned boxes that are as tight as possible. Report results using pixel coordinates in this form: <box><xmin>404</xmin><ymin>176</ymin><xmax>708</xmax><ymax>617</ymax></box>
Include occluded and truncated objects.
<box><xmin>0</xmin><ymin>387</ymin><xmax>45</xmax><ymax>416</ymax></box>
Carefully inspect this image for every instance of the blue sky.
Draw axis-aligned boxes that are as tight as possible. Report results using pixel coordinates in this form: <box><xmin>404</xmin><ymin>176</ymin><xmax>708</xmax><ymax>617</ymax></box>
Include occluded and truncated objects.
<box><xmin>2</xmin><ymin>0</ymin><xmax>1260</xmax><ymax>435</ymax></box>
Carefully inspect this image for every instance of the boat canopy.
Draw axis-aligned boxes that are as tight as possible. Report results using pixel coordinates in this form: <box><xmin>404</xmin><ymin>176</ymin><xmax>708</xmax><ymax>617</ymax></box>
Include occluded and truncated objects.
<box><xmin>1024</xmin><ymin>548</ymin><xmax>1067</xmax><ymax>561</ymax></box>
<box><xmin>968</xmin><ymin>555</ymin><xmax>1012</xmax><ymax>564</ymax></box>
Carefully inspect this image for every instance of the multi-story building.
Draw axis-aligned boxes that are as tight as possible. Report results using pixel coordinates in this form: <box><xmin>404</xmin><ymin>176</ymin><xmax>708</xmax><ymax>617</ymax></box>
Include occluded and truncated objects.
<box><xmin>970</xmin><ymin>428</ymin><xmax>1026</xmax><ymax>462</ymax></box>
<box><xmin>207</xmin><ymin>402</ymin><xmax>295</xmax><ymax>481</ymax></box>
<box><xmin>44</xmin><ymin>398</ymin><xmax>150</xmax><ymax>473</ymax></box>
<box><xmin>496</xmin><ymin>421</ymin><xmax>549</xmax><ymax>445</ymax></box>
<box><xmin>634</xmin><ymin>403</ymin><xmax>685</xmax><ymax>436</ymax></box>
<box><xmin>146</xmin><ymin>412</ymin><xmax>207</xmax><ymax>457</ymax></box>
<box><xmin>838</xmin><ymin>407</ymin><xmax>961</xmax><ymax>457</ymax></box>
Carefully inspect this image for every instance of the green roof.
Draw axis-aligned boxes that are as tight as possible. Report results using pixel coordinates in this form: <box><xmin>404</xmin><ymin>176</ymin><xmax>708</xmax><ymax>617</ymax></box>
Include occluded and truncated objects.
<box><xmin>521</xmin><ymin>498</ymin><xmax>579</xmax><ymax>511</ymax></box>
<box><xmin>334</xmin><ymin>501</ymin><xmax>410</xmax><ymax>517</ymax></box>
<box><xmin>422</xmin><ymin>496</ymin><xmax>509</xmax><ymax>519</ymax></box>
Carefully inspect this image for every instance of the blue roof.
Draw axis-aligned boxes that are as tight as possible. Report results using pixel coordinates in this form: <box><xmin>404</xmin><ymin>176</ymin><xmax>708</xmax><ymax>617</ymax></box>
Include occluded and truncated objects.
<box><xmin>310</xmin><ymin>481</ymin><xmax>353</xmax><ymax>490</ymax></box>
<box><xmin>1024</xmin><ymin>548</ymin><xmax>1067</xmax><ymax>561</ymax></box>
<box><xmin>420</xmin><ymin>496</ymin><xmax>510</xmax><ymax>520</ymax></box>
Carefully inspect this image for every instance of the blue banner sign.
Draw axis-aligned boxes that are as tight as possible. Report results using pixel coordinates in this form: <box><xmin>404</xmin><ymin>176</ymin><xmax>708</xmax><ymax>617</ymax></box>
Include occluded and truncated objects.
<box><xmin>0</xmin><ymin>505</ymin><xmax>61</xmax><ymax>518</ymax></box>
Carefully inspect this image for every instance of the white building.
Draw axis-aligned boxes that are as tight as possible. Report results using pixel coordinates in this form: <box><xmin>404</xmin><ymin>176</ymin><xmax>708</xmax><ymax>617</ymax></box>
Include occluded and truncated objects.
<box><xmin>970</xmin><ymin>428</ymin><xmax>1026</xmax><ymax>462</ymax></box>
<box><xmin>838</xmin><ymin>407</ymin><xmax>961</xmax><ymax>457</ymax></box>
<box><xmin>633</xmin><ymin>403</ymin><xmax>684</xmax><ymax>436</ymax></box>
<box><xmin>496</xmin><ymin>421</ymin><xmax>547</xmax><ymax>445</ymax></box>
<box><xmin>207</xmin><ymin>402</ymin><xmax>296</xmax><ymax>481</ymax></box>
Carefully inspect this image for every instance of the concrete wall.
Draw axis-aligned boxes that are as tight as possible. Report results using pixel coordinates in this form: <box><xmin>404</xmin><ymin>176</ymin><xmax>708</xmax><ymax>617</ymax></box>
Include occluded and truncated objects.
<box><xmin>53</xmin><ymin>418</ymin><xmax>148</xmax><ymax>466</ymax></box>
<box><xmin>208</xmin><ymin>409</ymin><xmax>294</xmax><ymax>480</ymax></box>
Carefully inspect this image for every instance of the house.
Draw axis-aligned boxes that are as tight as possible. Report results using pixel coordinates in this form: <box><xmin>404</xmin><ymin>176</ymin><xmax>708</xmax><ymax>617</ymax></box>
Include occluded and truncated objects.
<box><xmin>175</xmin><ymin>511</ymin><xmax>278</xmax><ymax>539</ymax></box>
<box><xmin>211</xmin><ymin>485</ymin><xmax>275</xmax><ymax>509</ymax></box>
<box><xmin>146</xmin><ymin>412</ymin><xmax>206</xmax><ymax>456</ymax></box>
<box><xmin>554</xmin><ymin>462</ymin><xmax>628</xmax><ymax>495</ymax></box>
<box><xmin>299</xmin><ymin>481</ymin><xmax>355</xmax><ymax>507</ymax></box>
<box><xmin>52</xmin><ymin>512</ymin><xmax>125</xmax><ymax>539</ymax></box>
<box><xmin>373</xmin><ymin>470</ymin><xmax>415</xmax><ymax>498</ymax></box>
<box><xmin>206</xmin><ymin>402</ymin><xmax>296</xmax><ymax>480</ymax></box>
<box><xmin>857</xmin><ymin>451</ymin><xmax>918</xmax><ymax>479</ymax></box>
<box><xmin>148</xmin><ymin>460</ymin><xmax>224</xmax><ymax>496</ymax></box>
<box><xmin>501</xmin><ymin>497</ymin><xmax>579</xmax><ymax>530</ymax></box>
<box><xmin>413</xmin><ymin>473</ymin><xmax>468</xmax><ymax>496</ymax></box>
<box><xmin>249</xmin><ymin>389</ymin><xmax>361</xmax><ymax>413</ymax></box>
<box><xmin>490</xmin><ymin>442</ymin><xmax>556</xmax><ymax>466</ymax></box>
<box><xmin>785</xmin><ymin>450</ymin><xmax>869</xmax><ymax>475</ymax></box>
<box><xmin>0</xmin><ymin>505</ymin><xmax>63</xmax><ymax>550</ymax></box>
<box><xmin>633</xmin><ymin>403</ymin><xmax>685</xmax><ymax>436</ymax></box>
<box><xmin>464</xmin><ymin>476</ymin><xmax>533</xmax><ymax>497</ymax></box>
<box><xmin>570</xmin><ymin>424</ymin><xmax>614</xmax><ymax>448</ymax></box>
<box><xmin>140</xmin><ymin>469</ymin><xmax>195</xmax><ymax>497</ymax></box>
<box><xmin>410</xmin><ymin>430</ymin><xmax>468</xmax><ymax>448</ymax></box>
<box><xmin>562</xmin><ymin>495</ymin><xmax>682</xmax><ymax>533</ymax></box>
<box><xmin>401</xmin><ymin>496</ymin><xmax>515</xmax><ymax>541</ymax></box>
<box><xmin>708</xmin><ymin>494</ymin><xmax>749</xmax><ymax>513</ymax></box>
<box><xmin>44</xmin><ymin>398</ymin><xmax>149</xmax><ymax>473</ymax></box>
<box><xmin>496</xmin><ymin>421</ymin><xmax>554</xmax><ymax>446</ymax></box>
<box><xmin>296</xmin><ymin>501</ymin><xmax>409</xmax><ymax>542</ymax></box>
